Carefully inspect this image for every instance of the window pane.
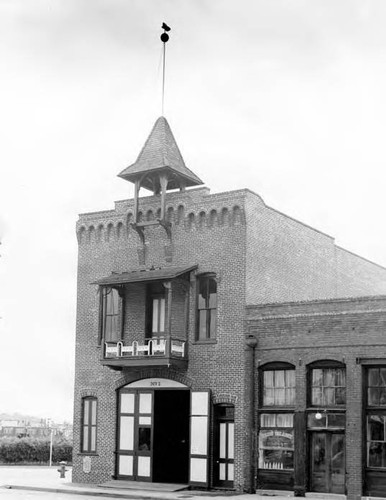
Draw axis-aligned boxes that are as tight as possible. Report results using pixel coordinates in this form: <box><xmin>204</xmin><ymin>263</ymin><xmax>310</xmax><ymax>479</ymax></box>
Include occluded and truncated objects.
<box><xmin>275</xmin><ymin>371</ymin><xmax>285</xmax><ymax>388</ymax></box>
<box><xmin>369</xmin><ymin>368</ymin><xmax>380</xmax><ymax>387</ymax></box>
<box><xmin>138</xmin><ymin>428</ymin><xmax>151</xmax><ymax>451</ymax></box>
<box><xmin>264</xmin><ymin>389</ymin><xmax>274</xmax><ymax>406</ymax></box>
<box><xmin>152</xmin><ymin>299</ymin><xmax>159</xmax><ymax>332</ymax></box>
<box><xmin>82</xmin><ymin>426</ymin><xmax>89</xmax><ymax>452</ymax></box>
<box><xmin>324</xmin><ymin>387</ymin><xmax>335</xmax><ymax>405</ymax></box>
<box><xmin>199</xmin><ymin>310</ymin><xmax>207</xmax><ymax>339</ymax></box>
<box><xmin>312</xmin><ymin>369</ymin><xmax>323</xmax><ymax>387</ymax></box>
<box><xmin>308</xmin><ymin>413</ymin><xmax>326</xmax><ymax>428</ymax></box>
<box><xmin>312</xmin><ymin>388</ymin><xmax>323</xmax><ymax>406</ymax></box>
<box><xmin>209</xmin><ymin>310</ymin><xmax>216</xmax><ymax>338</ymax></box>
<box><xmin>260</xmin><ymin>414</ymin><xmax>276</xmax><ymax>427</ymax></box>
<box><xmin>121</xmin><ymin>393</ymin><xmax>135</xmax><ymax>414</ymax></box>
<box><xmin>112</xmin><ymin>289</ymin><xmax>119</xmax><ymax>313</ymax></box>
<box><xmin>111</xmin><ymin>316</ymin><xmax>119</xmax><ymax>341</ymax></box>
<box><xmin>286</xmin><ymin>388</ymin><xmax>295</xmax><ymax>405</ymax></box>
<box><xmin>83</xmin><ymin>400</ymin><xmax>89</xmax><ymax>424</ymax></box>
<box><xmin>119</xmin><ymin>416</ymin><xmax>134</xmax><ymax>450</ymax></box>
<box><xmin>228</xmin><ymin>423</ymin><xmax>234</xmax><ymax>459</ymax></box>
<box><xmin>335</xmin><ymin>387</ymin><xmax>346</xmax><ymax>405</ymax></box>
<box><xmin>264</xmin><ymin>371</ymin><xmax>274</xmax><ymax>389</ymax></box>
<box><xmin>274</xmin><ymin>388</ymin><xmax>285</xmax><ymax>405</ymax></box>
<box><xmin>328</xmin><ymin>413</ymin><xmax>345</xmax><ymax>428</ymax></box>
<box><xmin>91</xmin><ymin>400</ymin><xmax>97</xmax><ymax>425</ymax></box>
<box><xmin>381</xmin><ymin>369</ymin><xmax>386</xmax><ymax>387</ymax></box>
<box><xmin>368</xmin><ymin>388</ymin><xmax>380</xmax><ymax>406</ymax></box>
<box><xmin>369</xmin><ymin>442</ymin><xmax>384</xmax><ymax>468</ymax></box>
<box><xmin>208</xmin><ymin>278</ymin><xmax>217</xmax><ymax>308</ymax></box>
<box><xmin>369</xmin><ymin>415</ymin><xmax>385</xmax><ymax>441</ymax></box>
<box><xmin>228</xmin><ymin>463</ymin><xmax>234</xmax><ymax>480</ymax></box>
<box><xmin>277</xmin><ymin>414</ymin><xmax>294</xmax><ymax>427</ymax></box>
<box><xmin>139</xmin><ymin>393</ymin><xmax>152</xmax><ymax>414</ymax></box>
<box><xmin>324</xmin><ymin>369</ymin><xmax>334</xmax><ymax>387</ymax></box>
<box><xmin>286</xmin><ymin>370</ymin><xmax>295</xmax><ymax>388</ymax></box>
<box><xmin>219</xmin><ymin>423</ymin><xmax>226</xmax><ymax>458</ymax></box>
<box><xmin>159</xmin><ymin>298</ymin><xmax>165</xmax><ymax>332</ymax></box>
<box><xmin>380</xmin><ymin>389</ymin><xmax>386</xmax><ymax>406</ymax></box>
<box><xmin>198</xmin><ymin>280</ymin><xmax>207</xmax><ymax>308</ymax></box>
<box><xmin>90</xmin><ymin>426</ymin><xmax>96</xmax><ymax>452</ymax></box>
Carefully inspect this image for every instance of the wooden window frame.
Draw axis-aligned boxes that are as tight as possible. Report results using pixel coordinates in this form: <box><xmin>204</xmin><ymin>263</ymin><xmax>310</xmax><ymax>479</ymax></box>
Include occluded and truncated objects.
<box><xmin>98</xmin><ymin>286</ymin><xmax>124</xmax><ymax>345</ymax></box>
<box><xmin>260</xmin><ymin>363</ymin><xmax>296</xmax><ymax>408</ymax></box>
<box><xmin>196</xmin><ymin>274</ymin><xmax>217</xmax><ymax>342</ymax></box>
<box><xmin>81</xmin><ymin>397</ymin><xmax>97</xmax><ymax>454</ymax></box>
<box><xmin>146</xmin><ymin>283</ymin><xmax>166</xmax><ymax>339</ymax></box>
<box><xmin>308</xmin><ymin>361</ymin><xmax>346</xmax><ymax>408</ymax></box>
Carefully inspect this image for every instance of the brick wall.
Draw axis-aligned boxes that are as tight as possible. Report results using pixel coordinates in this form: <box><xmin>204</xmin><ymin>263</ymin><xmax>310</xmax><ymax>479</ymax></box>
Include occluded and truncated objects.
<box><xmin>73</xmin><ymin>187</ymin><xmax>249</xmax><ymax>488</ymax></box>
<box><xmin>245</xmin><ymin>191</ymin><xmax>386</xmax><ymax>305</ymax></box>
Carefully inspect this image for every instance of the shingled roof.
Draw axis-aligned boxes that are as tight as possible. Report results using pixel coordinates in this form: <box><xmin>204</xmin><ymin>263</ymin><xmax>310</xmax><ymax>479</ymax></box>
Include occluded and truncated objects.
<box><xmin>118</xmin><ymin>116</ymin><xmax>203</xmax><ymax>190</ymax></box>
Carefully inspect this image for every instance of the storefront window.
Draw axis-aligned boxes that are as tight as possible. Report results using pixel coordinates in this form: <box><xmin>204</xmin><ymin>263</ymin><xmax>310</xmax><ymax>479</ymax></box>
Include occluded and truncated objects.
<box><xmin>367</xmin><ymin>415</ymin><xmax>386</xmax><ymax>468</ymax></box>
<box><xmin>258</xmin><ymin>413</ymin><xmax>294</xmax><ymax>470</ymax></box>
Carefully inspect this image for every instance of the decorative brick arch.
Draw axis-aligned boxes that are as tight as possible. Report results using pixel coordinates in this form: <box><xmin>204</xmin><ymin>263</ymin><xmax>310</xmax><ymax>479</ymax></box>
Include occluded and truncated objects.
<box><xmin>306</xmin><ymin>356</ymin><xmax>346</xmax><ymax>367</ymax></box>
<box><xmin>114</xmin><ymin>368</ymin><xmax>194</xmax><ymax>390</ymax></box>
<box><xmin>79</xmin><ymin>389</ymin><xmax>98</xmax><ymax>398</ymax></box>
<box><xmin>212</xmin><ymin>393</ymin><xmax>238</xmax><ymax>405</ymax></box>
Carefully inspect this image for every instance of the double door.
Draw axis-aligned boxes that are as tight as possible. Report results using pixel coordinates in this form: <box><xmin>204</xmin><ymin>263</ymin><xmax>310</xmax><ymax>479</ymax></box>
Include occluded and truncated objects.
<box><xmin>116</xmin><ymin>387</ymin><xmax>210</xmax><ymax>485</ymax></box>
<box><xmin>310</xmin><ymin>432</ymin><xmax>345</xmax><ymax>494</ymax></box>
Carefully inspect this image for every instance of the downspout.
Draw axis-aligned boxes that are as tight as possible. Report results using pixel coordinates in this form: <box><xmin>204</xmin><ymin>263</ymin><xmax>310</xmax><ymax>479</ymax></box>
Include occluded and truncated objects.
<box><xmin>245</xmin><ymin>332</ymin><xmax>258</xmax><ymax>493</ymax></box>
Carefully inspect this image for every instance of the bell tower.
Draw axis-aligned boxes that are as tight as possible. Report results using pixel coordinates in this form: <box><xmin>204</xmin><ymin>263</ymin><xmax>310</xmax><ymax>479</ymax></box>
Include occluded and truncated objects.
<box><xmin>118</xmin><ymin>116</ymin><xmax>204</xmax><ymax>260</ymax></box>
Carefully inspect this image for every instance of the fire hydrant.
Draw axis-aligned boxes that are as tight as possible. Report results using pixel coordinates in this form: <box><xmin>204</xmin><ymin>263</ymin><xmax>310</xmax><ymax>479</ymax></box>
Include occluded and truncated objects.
<box><xmin>57</xmin><ymin>461</ymin><xmax>68</xmax><ymax>478</ymax></box>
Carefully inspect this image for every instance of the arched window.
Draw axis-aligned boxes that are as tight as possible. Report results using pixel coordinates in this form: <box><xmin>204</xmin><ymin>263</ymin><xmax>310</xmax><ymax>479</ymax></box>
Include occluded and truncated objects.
<box><xmin>81</xmin><ymin>397</ymin><xmax>97</xmax><ymax>453</ymax></box>
<box><xmin>196</xmin><ymin>274</ymin><xmax>217</xmax><ymax>341</ymax></box>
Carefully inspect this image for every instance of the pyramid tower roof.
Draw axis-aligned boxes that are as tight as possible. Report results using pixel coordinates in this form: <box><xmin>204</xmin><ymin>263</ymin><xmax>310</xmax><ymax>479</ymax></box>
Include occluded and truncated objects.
<box><xmin>118</xmin><ymin>116</ymin><xmax>203</xmax><ymax>191</ymax></box>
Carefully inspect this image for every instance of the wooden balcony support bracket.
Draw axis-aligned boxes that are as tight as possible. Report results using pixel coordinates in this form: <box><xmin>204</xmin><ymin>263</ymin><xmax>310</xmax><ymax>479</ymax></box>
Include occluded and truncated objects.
<box><xmin>131</xmin><ymin>223</ymin><xmax>145</xmax><ymax>246</ymax></box>
<box><xmin>158</xmin><ymin>218</ymin><xmax>172</xmax><ymax>242</ymax></box>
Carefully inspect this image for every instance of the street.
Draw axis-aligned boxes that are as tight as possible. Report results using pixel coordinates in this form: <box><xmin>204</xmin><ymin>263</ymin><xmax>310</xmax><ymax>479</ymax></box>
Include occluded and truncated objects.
<box><xmin>0</xmin><ymin>490</ymin><xmax>112</xmax><ymax>500</ymax></box>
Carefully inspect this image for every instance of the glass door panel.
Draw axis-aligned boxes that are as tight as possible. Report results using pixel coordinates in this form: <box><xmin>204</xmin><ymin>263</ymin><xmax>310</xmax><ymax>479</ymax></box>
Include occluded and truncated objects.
<box><xmin>119</xmin><ymin>416</ymin><xmax>134</xmax><ymax>451</ymax></box>
<box><xmin>311</xmin><ymin>433</ymin><xmax>327</xmax><ymax>492</ymax></box>
<box><xmin>214</xmin><ymin>405</ymin><xmax>234</xmax><ymax>487</ymax></box>
<box><xmin>311</xmin><ymin>433</ymin><xmax>345</xmax><ymax>494</ymax></box>
<box><xmin>330</xmin><ymin>434</ymin><xmax>345</xmax><ymax>493</ymax></box>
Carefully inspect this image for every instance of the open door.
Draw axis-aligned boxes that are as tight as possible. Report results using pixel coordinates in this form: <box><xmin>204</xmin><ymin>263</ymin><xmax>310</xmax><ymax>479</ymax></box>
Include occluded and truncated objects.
<box><xmin>117</xmin><ymin>390</ymin><xmax>153</xmax><ymax>481</ymax></box>
<box><xmin>189</xmin><ymin>390</ymin><xmax>210</xmax><ymax>487</ymax></box>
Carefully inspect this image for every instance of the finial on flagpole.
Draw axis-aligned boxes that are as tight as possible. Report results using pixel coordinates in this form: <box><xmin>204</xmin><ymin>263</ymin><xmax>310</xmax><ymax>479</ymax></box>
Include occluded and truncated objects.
<box><xmin>160</xmin><ymin>23</ymin><xmax>171</xmax><ymax>115</ymax></box>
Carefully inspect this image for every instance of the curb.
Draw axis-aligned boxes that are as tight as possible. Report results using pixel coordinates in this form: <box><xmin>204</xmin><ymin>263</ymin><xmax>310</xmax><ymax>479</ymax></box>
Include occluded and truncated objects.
<box><xmin>2</xmin><ymin>485</ymin><xmax>184</xmax><ymax>499</ymax></box>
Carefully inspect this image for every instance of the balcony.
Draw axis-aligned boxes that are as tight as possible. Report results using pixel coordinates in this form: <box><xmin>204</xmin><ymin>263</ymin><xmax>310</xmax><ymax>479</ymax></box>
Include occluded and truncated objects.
<box><xmin>94</xmin><ymin>265</ymin><xmax>197</xmax><ymax>371</ymax></box>
<box><xmin>101</xmin><ymin>337</ymin><xmax>187</xmax><ymax>369</ymax></box>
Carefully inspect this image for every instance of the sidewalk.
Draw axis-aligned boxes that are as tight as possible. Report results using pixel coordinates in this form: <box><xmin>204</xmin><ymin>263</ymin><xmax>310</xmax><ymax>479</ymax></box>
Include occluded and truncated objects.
<box><xmin>0</xmin><ymin>465</ymin><xmax>347</xmax><ymax>500</ymax></box>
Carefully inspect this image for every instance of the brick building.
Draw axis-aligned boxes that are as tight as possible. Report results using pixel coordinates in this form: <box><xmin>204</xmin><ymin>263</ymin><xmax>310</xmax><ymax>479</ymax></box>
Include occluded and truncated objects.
<box><xmin>73</xmin><ymin>116</ymin><xmax>386</xmax><ymax>495</ymax></box>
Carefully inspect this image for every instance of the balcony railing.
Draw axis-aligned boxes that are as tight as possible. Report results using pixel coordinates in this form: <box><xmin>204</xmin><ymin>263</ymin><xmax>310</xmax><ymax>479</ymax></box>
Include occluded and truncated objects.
<box><xmin>101</xmin><ymin>337</ymin><xmax>187</xmax><ymax>369</ymax></box>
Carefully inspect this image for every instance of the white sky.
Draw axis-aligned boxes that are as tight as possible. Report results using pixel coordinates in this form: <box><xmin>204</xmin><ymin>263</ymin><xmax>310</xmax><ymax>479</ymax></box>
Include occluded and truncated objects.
<box><xmin>1</xmin><ymin>0</ymin><xmax>386</xmax><ymax>423</ymax></box>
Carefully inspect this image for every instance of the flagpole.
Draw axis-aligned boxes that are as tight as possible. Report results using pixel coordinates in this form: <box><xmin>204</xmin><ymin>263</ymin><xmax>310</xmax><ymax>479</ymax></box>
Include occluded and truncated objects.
<box><xmin>160</xmin><ymin>23</ymin><xmax>171</xmax><ymax>116</ymax></box>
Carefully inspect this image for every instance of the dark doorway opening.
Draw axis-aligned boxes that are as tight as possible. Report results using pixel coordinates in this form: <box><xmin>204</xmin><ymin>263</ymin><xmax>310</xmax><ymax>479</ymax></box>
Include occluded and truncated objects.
<box><xmin>153</xmin><ymin>390</ymin><xmax>190</xmax><ymax>484</ymax></box>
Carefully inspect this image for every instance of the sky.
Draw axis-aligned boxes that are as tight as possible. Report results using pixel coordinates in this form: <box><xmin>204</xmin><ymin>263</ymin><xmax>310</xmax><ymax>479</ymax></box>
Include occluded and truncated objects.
<box><xmin>1</xmin><ymin>0</ymin><xmax>386</xmax><ymax>423</ymax></box>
